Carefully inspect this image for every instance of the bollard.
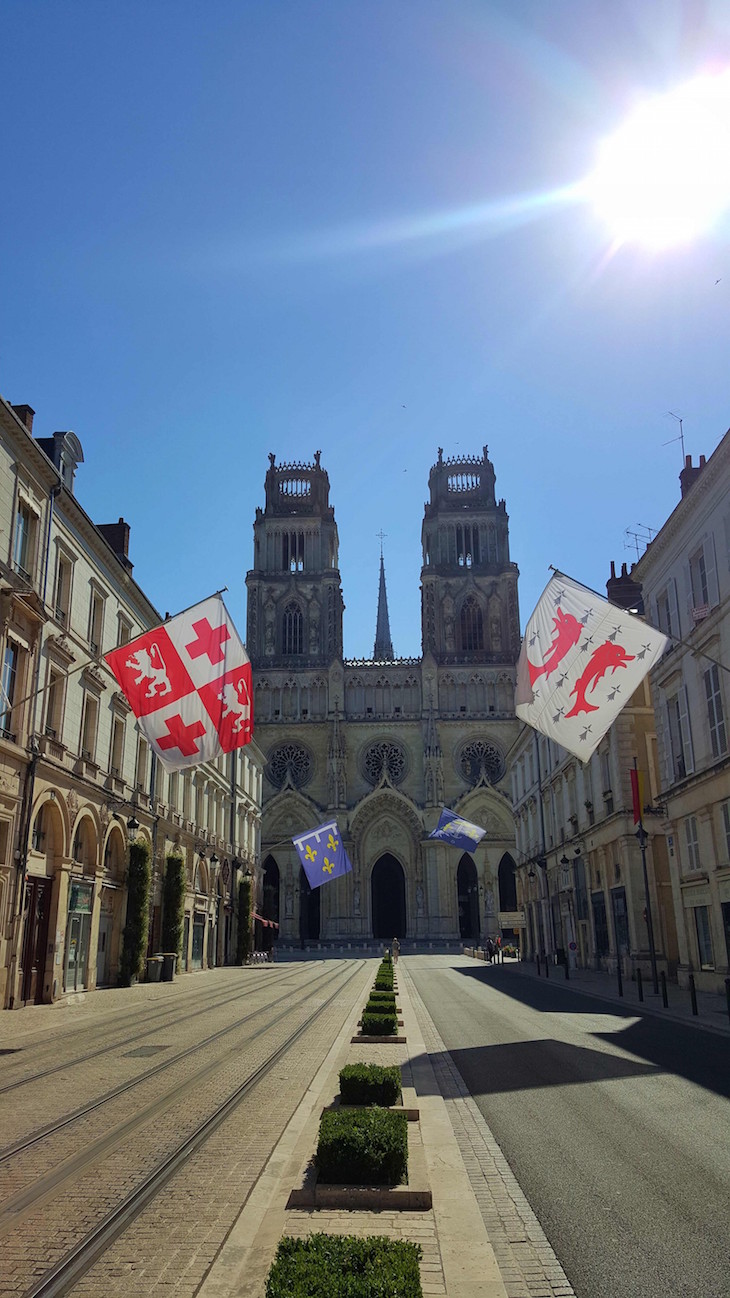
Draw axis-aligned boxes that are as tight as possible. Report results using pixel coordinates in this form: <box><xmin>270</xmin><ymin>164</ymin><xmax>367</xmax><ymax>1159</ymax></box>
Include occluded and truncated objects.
<box><xmin>689</xmin><ymin>973</ymin><xmax>698</xmax><ymax>1016</ymax></box>
<box><xmin>636</xmin><ymin>968</ymin><xmax>643</xmax><ymax>1002</ymax></box>
<box><xmin>564</xmin><ymin>958</ymin><xmax>570</xmax><ymax>980</ymax></box>
<box><xmin>545</xmin><ymin>955</ymin><xmax>549</xmax><ymax>978</ymax></box>
<box><xmin>536</xmin><ymin>955</ymin><xmax>541</xmax><ymax>976</ymax></box>
<box><xmin>660</xmin><ymin>970</ymin><xmax>668</xmax><ymax>1008</ymax></box>
<box><xmin>617</xmin><ymin>960</ymin><xmax>624</xmax><ymax>997</ymax></box>
<box><xmin>725</xmin><ymin>979</ymin><xmax>730</xmax><ymax>1025</ymax></box>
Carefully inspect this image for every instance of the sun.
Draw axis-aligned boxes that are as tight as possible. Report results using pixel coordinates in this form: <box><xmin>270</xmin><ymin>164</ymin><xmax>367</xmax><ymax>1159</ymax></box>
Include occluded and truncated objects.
<box><xmin>586</xmin><ymin>71</ymin><xmax>730</xmax><ymax>249</ymax></box>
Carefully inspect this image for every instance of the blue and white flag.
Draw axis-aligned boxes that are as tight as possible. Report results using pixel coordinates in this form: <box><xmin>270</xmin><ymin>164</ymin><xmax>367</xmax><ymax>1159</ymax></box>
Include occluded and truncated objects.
<box><xmin>293</xmin><ymin>820</ymin><xmax>353</xmax><ymax>889</ymax></box>
<box><xmin>428</xmin><ymin>809</ymin><xmax>486</xmax><ymax>852</ymax></box>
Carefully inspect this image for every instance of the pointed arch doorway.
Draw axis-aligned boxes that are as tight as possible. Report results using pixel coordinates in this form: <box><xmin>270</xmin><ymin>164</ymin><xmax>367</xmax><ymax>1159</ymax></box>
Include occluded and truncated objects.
<box><xmin>457</xmin><ymin>854</ymin><xmax>480</xmax><ymax>941</ymax></box>
<box><xmin>299</xmin><ymin>867</ymin><xmax>320</xmax><ymax>944</ymax></box>
<box><xmin>371</xmin><ymin>854</ymin><xmax>406</xmax><ymax>940</ymax></box>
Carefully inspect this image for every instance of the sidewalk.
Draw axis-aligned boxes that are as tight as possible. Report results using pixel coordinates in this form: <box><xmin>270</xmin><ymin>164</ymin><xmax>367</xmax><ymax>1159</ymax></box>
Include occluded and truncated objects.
<box><xmin>499</xmin><ymin>956</ymin><xmax>730</xmax><ymax>1034</ymax></box>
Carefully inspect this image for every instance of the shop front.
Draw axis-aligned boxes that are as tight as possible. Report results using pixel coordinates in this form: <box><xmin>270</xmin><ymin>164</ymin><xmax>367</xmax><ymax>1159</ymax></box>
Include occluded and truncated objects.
<box><xmin>64</xmin><ymin>879</ymin><xmax>94</xmax><ymax>992</ymax></box>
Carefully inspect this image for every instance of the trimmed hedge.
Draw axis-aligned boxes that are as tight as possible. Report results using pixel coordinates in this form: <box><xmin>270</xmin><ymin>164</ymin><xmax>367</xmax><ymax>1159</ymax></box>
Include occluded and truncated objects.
<box><xmin>340</xmin><ymin>1063</ymin><xmax>401</xmax><ymax>1108</ymax></box>
<box><xmin>316</xmin><ymin>1108</ymin><xmax>408</xmax><ymax>1185</ymax></box>
<box><xmin>368</xmin><ymin>990</ymin><xmax>396</xmax><ymax>1004</ymax></box>
<box><xmin>365</xmin><ymin>998</ymin><xmax>398</xmax><ymax>1019</ymax></box>
<box><xmin>265</xmin><ymin>1234</ymin><xmax>422</xmax><ymax>1298</ymax></box>
<box><xmin>361</xmin><ymin>1010</ymin><xmax>398</xmax><ymax>1036</ymax></box>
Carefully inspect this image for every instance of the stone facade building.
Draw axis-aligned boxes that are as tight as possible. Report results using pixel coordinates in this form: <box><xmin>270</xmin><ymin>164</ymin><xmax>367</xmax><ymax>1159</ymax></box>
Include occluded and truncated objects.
<box><xmin>246</xmin><ymin>446</ymin><xmax>521</xmax><ymax>947</ymax></box>
<box><xmin>632</xmin><ymin>435</ymin><xmax>730</xmax><ymax>993</ymax></box>
<box><xmin>509</xmin><ymin>563</ymin><xmax>678</xmax><ymax>977</ymax></box>
<box><xmin>0</xmin><ymin>395</ymin><xmax>263</xmax><ymax>1009</ymax></box>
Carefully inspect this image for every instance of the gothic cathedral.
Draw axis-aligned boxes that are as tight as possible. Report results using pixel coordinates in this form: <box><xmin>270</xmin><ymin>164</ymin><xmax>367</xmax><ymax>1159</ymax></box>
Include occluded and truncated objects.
<box><xmin>245</xmin><ymin>447</ymin><xmax>520</xmax><ymax>947</ymax></box>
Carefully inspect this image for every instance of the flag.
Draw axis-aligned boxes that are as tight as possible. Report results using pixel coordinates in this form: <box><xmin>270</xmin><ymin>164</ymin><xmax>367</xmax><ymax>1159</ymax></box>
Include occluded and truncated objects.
<box><xmin>104</xmin><ymin>594</ymin><xmax>253</xmax><ymax>772</ymax></box>
<box><xmin>293</xmin><ymin>821</ymin><xmax>353</xmax><ymax>889</ymax></box>
<box><xmin>428</xmin><ymin>809</ymin><xmax>487</xmax><ymax>851</ymax></box>
<box><xmin>630</xmin><ymin>768</ymin><xmax>646</xmax><ymax>824</ymax></box>
<box><xmin>515</xmin><ymin>574</ymin><xmax>668</xmax><ymax>762</ymax></box>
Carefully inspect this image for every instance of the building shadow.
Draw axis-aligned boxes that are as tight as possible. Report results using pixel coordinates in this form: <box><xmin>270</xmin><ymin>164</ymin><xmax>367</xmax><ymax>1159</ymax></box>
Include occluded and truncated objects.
<box><xmin>449</xmin><ymin>964</ymin><xmax>730</xmax><ymax>1100</ymax></box>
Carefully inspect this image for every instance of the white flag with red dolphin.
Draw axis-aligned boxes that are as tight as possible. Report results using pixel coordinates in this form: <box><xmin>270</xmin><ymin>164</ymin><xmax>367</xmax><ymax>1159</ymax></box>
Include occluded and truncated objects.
<box><xmin>515</xmin><ymin>574</ymin><xmax>667</xmax><ymax>761</ymax></box>
<box><xmin>105</xmin><ymin>594</ymin><xmax>253</xmax><ymax>772</ymax></box>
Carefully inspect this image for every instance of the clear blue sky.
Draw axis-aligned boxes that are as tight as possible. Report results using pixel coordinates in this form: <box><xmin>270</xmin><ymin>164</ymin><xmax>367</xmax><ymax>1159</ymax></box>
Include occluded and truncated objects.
<box><xmin>3</xmin><ymin>1</ymin><xmax>729</xmax><ymax>657</ymax></box>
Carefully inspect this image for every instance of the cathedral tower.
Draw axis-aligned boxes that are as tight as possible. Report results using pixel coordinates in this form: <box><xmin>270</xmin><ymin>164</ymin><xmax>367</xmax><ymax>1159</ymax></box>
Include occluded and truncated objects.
<box><xmin>245</xmin><ymin>451</ymin><xmax>344</xmax><ymax>666</ymax></box>
<box><xmin>421</xmin><ymin>446</ymin><xmax>520</xmax><ymax>662</ymax></box>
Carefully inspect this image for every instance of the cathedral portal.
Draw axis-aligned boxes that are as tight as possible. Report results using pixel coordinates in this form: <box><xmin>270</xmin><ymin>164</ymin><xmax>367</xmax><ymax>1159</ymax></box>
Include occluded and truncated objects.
<box><xmin>371</xmin><ymin>854</ymin><xmax>406</xmax><ymax>939</ymax></box>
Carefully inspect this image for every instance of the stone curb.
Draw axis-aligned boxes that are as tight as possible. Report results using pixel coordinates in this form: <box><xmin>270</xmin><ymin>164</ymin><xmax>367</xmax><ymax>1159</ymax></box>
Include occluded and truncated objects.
<box><xmin>351</xmin><ymin>1033</ymin><xmax>407</xmax><ymax>1043</ymax></box>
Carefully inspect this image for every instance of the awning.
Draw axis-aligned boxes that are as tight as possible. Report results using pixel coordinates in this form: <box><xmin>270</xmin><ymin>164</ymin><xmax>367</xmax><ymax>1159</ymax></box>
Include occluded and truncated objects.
<box><xmin>252</xmin><ymin>911</ymin><xmax>279</xmax><ymax>929</ymax></box>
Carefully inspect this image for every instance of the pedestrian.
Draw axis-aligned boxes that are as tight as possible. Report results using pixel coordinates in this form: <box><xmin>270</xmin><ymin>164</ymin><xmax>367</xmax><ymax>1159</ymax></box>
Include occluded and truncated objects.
<box><xmin>487</xmin><ymin>937</ymin><xmax>494</xmax><ymax>963</ymax></box>
<box><xmin>392</xmin><ymin>937</ymin><xmax>400</xmax><ymax>963</ymax></box>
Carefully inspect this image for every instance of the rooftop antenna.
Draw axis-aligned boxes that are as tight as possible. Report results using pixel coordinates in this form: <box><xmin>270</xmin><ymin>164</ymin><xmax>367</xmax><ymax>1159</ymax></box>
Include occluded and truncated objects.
<box><xmin>664</xmin><ymin>411</ymin><xmax>686</xmax><ymax>461</ymax></box>
<box><xmin>624</xmin><ymin>523</ymin><xmax>656</xmax><ymax>561</ymax></box>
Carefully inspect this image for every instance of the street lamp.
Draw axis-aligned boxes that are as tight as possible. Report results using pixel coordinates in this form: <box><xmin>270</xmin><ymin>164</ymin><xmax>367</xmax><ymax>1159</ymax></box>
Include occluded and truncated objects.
<box><xmin>126</xmin><ymin>815</ymin><xmax>140</xmax><ymax>841</ymax></box>
<box><xmin>210</xmin><ymin>853</ymin><xmax>219</xmax><ymax>867</ymax></box>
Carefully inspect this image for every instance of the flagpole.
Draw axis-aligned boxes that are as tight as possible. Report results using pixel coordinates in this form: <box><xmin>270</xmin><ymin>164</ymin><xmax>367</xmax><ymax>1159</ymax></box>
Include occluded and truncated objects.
<box><xmin>634</xmin><ymin>757</ymin><xmax>659</xmax><ymax>995</ymax></box>
<box><xmin>549</xmin><ymin>567</ymin><xmax>728</xmax><ymax>676</ymax></box>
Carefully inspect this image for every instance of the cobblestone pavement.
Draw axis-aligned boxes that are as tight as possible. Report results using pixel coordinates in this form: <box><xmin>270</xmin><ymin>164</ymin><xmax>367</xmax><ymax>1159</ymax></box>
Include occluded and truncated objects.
<box><xmin>0</xmin><ymin>961</ymin><xmax>373</xmax><ymax>1298</ymax></box>
<box><xmin>404</xmin><ymin>963</ymin><xmax>577</xmax><ymax>1298</ymax></box>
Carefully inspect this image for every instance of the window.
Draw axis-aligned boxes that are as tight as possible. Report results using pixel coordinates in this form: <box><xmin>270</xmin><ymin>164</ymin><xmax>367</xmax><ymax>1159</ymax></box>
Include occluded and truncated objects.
<box><xmin>45</xmin><ymin>668</ymin><xmax>64</xmax><ymax>739</ymax></box>
<box><xmin>110</xmin><ymin>716</ymin><xmax>125</xmax><ymax>776</ymax></box>
<box><xmin>684</xmin><ymin>816</ymin><xmax>700</xmax><ymax>871</ymax></box>
<box><xmin>282</xmin><ymin>602</ymin><xmax>303</xmax><ymax>655</ymax></box>
<box><xmin>136</xmin><ymin>737</ymin><xmax>148</xmax><ymax>790</ymax></box>
<box><xmin>694</xmin><ymin>905</ymin><xmax>714</xmax><ymax>968</ymax></box>
<box><xmin>31</xmin><ymin>806</ymin><xmax>45</xmax><ymax>852</ymax></box>
<box><xmin>722</xmin><ymin>802</ymin><xmax>730</xmax><ymax>863</ymax></box>
<box><xmin>704</xmin><ymin>665</ymin><xmax>727</xmax><ymax>758</ymax></box>
<box><xmin>0</xmin><ymin>643</ymin><xmax>19</xmax><ymax>740</ymax></box>
<box><xmin>55</xmin><ymin>554</ymin><xmax>73</xmax><ymax>626</ymax></box>
<box><xmin>688</xmin><ymin>537</ymin><xmax>719</xmax><ymax>618</ymax></box>
<box><xmin>80</xmin><ymin>694</ymin><xmax>98</xmax><ymax>761</ymax></box>
<box><xmin>666</xmin><ymin>688</ymin><xmax>694</xmax><ymax>781</ymax></box>
<box><xmin>282</xmin><ymin>531</ymin><xmax>305</xmax><ymax>572</ymax></box>
<box><xmin>13</xmin><ymin>500</ymin><xmax>36</xmax><ymax>581</ymax></box>
<box><xmin>656</xmin><ymin>581</ymin><xmax>679</xmax><ymax>639</ymax></box>
<box><xmin>168</xmin><ymin>771</ymin><xmax>179</xmax><ymax>811</ymax></box>
<box><xmin>117</xmin><ymin>614</ymin><xmax>132</xmax><ymax>647</ymax></box>
<box><xmin>459</xmin><ymin>596</ymin><xmax>484</xmax><ymax>652</ymax></box>
<box><xmin>88</xmin><ymin>590</ymin><xmax>105</xmax><ymax>655</ymax></box>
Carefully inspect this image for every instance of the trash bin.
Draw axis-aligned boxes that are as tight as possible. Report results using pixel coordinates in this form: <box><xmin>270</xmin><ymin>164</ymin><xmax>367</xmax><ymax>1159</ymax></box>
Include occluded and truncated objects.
<box><xmin>146</xmin><ymin>955</ymin><xmax>163</xmax><ymax>983</ymax></box>
<box><xmin>161</xmin><ymin>952</ymin><xmax>177</xmax><ymax>982</ymax></box>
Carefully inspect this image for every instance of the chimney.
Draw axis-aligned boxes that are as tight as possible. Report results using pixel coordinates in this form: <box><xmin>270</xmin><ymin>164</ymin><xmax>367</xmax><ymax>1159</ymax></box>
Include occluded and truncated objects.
<box><xmin>97</xmin><ymin>517</ymin><xmax>133</xmax><ymax>572</ymax></box>
<box><xmin>607</xmin><ymin>561</ymin><xmax>644</xmax><ymax>614</ymax></box>
<box><xmin>679</xmin><ymin>453</ymin><xmax>707</xmax><ymax>499</ymax></box>
<box><xmin>11</xmin><ymin>404</ymin><xmax>35</xmax><ymax>432</ymax></box>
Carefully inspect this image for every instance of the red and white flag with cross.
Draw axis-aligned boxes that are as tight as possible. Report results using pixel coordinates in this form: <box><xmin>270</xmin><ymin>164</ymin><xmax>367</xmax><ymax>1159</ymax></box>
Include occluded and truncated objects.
<box><xmin>105</xmin><ymin>595</ymin><xmax>253</xmax><ymax>772</ymax></box>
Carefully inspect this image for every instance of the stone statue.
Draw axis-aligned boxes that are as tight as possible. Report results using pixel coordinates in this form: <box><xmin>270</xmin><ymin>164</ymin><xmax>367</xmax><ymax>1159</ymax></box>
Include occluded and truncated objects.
<box><xmin>353</xmin><ymin>885</ymin><xmax>361</xmax><ymax>915</ymax></box>
<box><xmin>285</xmin><ymin>885</ymin><xmax>294</xmax><ymax>917</ymax></box>
<box><xmin>416</xmin><ymin>883</ymin><xmax>424</xmax><ymax>915</ymax></box>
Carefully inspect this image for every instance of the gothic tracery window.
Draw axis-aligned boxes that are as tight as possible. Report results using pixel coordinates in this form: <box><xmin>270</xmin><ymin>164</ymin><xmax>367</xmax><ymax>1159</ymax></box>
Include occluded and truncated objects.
<box><xmin>459</xmin><ymin>596</ymin><xmax>484</xmax><ymax>652</ymax></box>
<box><xmin>361</xmin><ymin>739</ymin><xmax>407</xmax><ymax>786</ymax></box>
<box><xmin>282</xmin><ymin>601</ymin><xmax>303</xmax><ymax>655</ymax></box>
<box><xmin>266</xmin><ymin>742</ymin><xmax>313</xmax><ymax>789</ymax></box>
<box><xmin>458</xmin><ymin>739</ymin><xmax>505</xmax><ymax>786</ymax></box>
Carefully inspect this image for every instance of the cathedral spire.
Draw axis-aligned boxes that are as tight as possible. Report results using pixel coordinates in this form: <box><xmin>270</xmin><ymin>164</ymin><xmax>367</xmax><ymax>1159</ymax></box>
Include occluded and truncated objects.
<box><xmin>373</xmin><ymin>541</ymin><xmax>394</xmax><ymax>661</ymax></box>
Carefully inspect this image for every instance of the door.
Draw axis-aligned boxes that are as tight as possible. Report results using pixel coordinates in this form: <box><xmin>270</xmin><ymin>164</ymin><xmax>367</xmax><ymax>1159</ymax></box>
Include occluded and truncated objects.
<box><xmin>21</xmin><ymin>878</ymin><xmax>51</xmax><ymax>1004</ymax></box>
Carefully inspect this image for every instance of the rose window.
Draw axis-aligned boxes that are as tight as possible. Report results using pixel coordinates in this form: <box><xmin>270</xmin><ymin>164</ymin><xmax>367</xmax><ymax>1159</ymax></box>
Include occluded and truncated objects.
<box><xmin>362</xmin><ymin>740</ymin><xmax>407</xmax><ymax>787</ymax></box>
<box><xmin>459</xmin><ymin>740</ymin><xmax>505</xmax><ymax>786</ymax></box>
<box><xmin>266</xmin><ymin>742</ymin><xmax>313</xmax><ymax>789</ymax></box>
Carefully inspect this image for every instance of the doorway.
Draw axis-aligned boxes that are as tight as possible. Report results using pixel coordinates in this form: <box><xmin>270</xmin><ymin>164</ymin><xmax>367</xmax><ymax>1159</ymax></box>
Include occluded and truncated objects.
<box><xmin>21</xmin><ymin>878</ymin><xmax>51</xmax><ymax>1004</ymax></box>
<box><xmin>457</xmin><ymin>854</ymin><xmax>479</xmax><ymax>940</ymax></box>
<box><xmin>371</xmin><ymin>854</ymin><xmax>406</xmax><ymax>939</ymax></box>
<box><xmin>299</xmin><ymin>867</ymin><xmax>320</xmax><ymax>943</ymax></box>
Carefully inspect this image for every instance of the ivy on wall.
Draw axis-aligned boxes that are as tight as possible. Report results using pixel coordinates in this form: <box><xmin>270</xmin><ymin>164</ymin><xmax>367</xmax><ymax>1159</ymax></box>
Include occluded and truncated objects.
<box><xmin>162</xmin><ymin>855</ymin><xmax>186</xmax><ymax>963</ymax></box>
<box><xmin>119</xmin><ymin>840</ymin><xmax>151</xmax><ymax>986</ymax></box>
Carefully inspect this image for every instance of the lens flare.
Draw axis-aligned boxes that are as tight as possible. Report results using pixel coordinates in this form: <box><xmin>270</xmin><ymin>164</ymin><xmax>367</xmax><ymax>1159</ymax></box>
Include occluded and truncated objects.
<box><xmin>586</xmin><ymin>71</ymin><xmax>730</xmax><ymax>248</ymax></box>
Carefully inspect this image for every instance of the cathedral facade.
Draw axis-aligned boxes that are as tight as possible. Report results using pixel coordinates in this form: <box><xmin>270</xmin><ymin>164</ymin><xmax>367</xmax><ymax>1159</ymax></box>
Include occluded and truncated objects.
<box><xmin>245</xmin><ymin>447</ymin><xmax>521</xmax><ymax>948</ymax></box>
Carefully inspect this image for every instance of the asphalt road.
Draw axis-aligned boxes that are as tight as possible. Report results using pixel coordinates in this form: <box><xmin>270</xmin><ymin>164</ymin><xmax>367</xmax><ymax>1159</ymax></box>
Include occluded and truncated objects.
<box><xmin>409</xmin><ymin>958</ymin><xmax>730</xmax><ymax>1298</ymax></box>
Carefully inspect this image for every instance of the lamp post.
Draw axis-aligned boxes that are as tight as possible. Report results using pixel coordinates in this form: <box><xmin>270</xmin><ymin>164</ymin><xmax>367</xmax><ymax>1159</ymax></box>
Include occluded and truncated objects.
<box><xmin>126</xmin><ymin>815</ymin><xmax>140</xmax><ymax>842</ymax></box>
<box><xmin>636</xmin><ymin>822</ymin><xmax>659</xmax><ymax>994</ymax></box>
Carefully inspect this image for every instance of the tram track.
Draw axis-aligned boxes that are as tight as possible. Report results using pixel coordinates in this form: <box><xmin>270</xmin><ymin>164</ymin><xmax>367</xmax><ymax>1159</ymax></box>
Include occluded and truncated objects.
<box><xmin>0</xmin><ymin>961</ymin><xmax>345</xmax><ymax>1195</ymax></box>
<box><xmin>9</xmin><ymin>958</ymin><xmax>365</xmax><ymax>1298</ymax></box>
<box><xmin>0</xmin><ymin>966</ymin><xmax>296</xmax><ymax>1096</ymax></box>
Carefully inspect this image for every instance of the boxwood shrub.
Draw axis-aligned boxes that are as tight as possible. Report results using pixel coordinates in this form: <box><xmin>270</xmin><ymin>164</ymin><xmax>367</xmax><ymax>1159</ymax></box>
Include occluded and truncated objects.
<box><xmin>365</xmin><ymin>996</ymin><xmax>396</xmax><ymax>1017</ymax></box>
<box><xmin>361</xmin><ymin>1010</ymin><xmax>397</xmax><ymax>1035</ymax></box>
<box><xmin>316</xmin><ymin>1108</ymin><xmax>408</xmax><ymax>1185</ymax></box>
<box><xmin>340</xmin><ymin>1063</ymin><xmax>401</xmax><ymax>1108</ymax></box>
<box><xmin>369</xmin><ymin>990</ymin><xmax>396</xmax><ymax>1005</ymax></box>
<box><xmin>374</xmin><ymin>975</ymin><xmax>394</xmax><ymax>991</ymax></box>
<box><xmin>265</xmin><ymin>1234</ymin><xmax>422</xmax><ymax>1298</ymax></box>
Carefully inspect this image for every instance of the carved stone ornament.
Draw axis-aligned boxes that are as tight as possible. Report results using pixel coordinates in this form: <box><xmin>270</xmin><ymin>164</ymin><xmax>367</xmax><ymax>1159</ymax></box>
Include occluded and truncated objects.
<box><xmin>372</xmin><ymin>818</ymin><xmax>399</xmax><ymax>845</ymax></box>
<box><xmin>81</xmin><ymin>663</ymin><xmax>107</xmax><ymax>694</ymax></box>
<box><xmin>67</xmin><ymin>788</ymin><xmax>79</xmax><ymax>815</ymax></box>
<box><xmin>45</xmin><ymin>632</ymin><xmax>76</xmax><ymax>668</ymax></box>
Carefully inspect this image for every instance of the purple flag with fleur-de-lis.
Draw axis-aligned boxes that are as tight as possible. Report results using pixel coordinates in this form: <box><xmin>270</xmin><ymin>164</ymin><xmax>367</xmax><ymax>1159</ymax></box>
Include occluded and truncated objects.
<box><xmin>515</xmin><ymin>573</ymin><xmax>668</xmax><ymax>761</ymax></box>
<box><xmin>292</xmin><ymin>820</ymin><xmax>353</xmax><ymax>889</ymax></box>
